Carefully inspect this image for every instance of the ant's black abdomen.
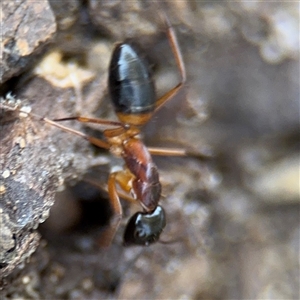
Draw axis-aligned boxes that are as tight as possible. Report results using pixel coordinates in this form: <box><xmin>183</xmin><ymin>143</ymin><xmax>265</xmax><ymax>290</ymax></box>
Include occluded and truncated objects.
<box><xmin>108</xmin><ymin>42</ymin><xmax>156</xmax><ymax>118</ymax></box>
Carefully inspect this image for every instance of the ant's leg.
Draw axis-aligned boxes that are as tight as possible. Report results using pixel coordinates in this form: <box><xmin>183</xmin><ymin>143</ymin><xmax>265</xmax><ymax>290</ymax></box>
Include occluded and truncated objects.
<box><xmin>43</xmin><ymin>117</ymin><xmax>111</xmax><ymax>150</ymax></box>
<box><xmin>154</xmin><ymin>12</ymin><xmax>186</xmax><ymax>113</ymax></box>
<box><xmin>99</xmin><ymin>172</ymin><xmax>123</xmax><ymax>247</ymax></box>
<box><xmin>100</xmin><ymin>170</ymin><xmax>137</xmax><ymax>247</ymax></box>
<box><xmin>148</xmin><ymin>147</ymin><xmax>187</xmax><ymax>156</ymax></box>
<box><xmin>89</xmin><ymin>181</ymin><xmax>137</xmax><ymax>204</ymax></box>
<box><xmin>83</xmin><ymin>174</ymin><xmax>137</xmax><ymax>205</ymax></box>
<box><xmin>53</xmin><ymin>116</ymin><xmax>126</xmax><ymax>138</ymax></box>
<box><xmin>148</xmin><ymin>146</ymin><xmax>213</xmax><ymax>159</ymax></box>
<box><xmin>53</xmin><ymin>116</ymin><xmax>123</xmax><ymax>128</ymax></box>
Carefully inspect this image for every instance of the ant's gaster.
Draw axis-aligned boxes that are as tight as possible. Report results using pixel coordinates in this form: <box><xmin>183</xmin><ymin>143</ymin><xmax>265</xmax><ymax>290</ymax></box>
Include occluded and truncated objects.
<box><xmin>40</xmin><ymin>12</ymin><xmax>187</xmax><ymax>247</ymax></box>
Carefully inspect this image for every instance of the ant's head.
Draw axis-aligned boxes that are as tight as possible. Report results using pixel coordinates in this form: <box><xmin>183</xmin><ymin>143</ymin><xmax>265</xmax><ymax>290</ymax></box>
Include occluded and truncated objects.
<box><xmin>123</xmin><ymin>206</ymin><xmax>166</xmax><ymax>246</ymax></box>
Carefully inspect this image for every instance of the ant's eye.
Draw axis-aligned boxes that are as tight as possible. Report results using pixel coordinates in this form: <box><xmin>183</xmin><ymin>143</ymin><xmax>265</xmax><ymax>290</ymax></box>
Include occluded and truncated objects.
<box><xmin>123</xmin><ymin>206</ymin><xmax>166</xmax><ymax>246</ymax></box>
<box><xmin>135</xmin><ymin>224</ymin><xmax>147</xmax><ymax>238</ymax></box>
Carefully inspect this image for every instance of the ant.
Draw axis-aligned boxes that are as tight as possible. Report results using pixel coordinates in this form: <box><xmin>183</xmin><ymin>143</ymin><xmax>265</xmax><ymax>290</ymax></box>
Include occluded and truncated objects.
<box><xmin>35</xmin><ymin>12</ymin><xmax>188</xmax><ymax>247</ymax></box>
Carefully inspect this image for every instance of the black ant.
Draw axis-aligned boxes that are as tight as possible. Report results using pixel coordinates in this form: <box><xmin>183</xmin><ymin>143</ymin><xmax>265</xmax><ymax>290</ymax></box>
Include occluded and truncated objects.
<box><xmin>31</xmin><ymin>12</ymin><xmax>188</xmax><ymax>247</ymax></box>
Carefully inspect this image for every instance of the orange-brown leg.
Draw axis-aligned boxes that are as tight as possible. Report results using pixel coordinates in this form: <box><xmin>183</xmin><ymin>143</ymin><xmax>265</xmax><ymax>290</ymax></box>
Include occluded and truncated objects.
<box><xmin>43</xmin><ymin>117</ymin><xmax>111</xmax><ymax>150</ymax></box>
<box><xmin>51</xmin><ymin>116</ymin><xmax>127</xmax><ymax>139</ymax></box>
<box><xmin>53</xmin><ymin>116</ymin><xmax>123</xmax><ymax>128</ymax></box>
<box><xmin>99</xmin><ymin>170</ymin><xmax>137</xmax><ymax>247</ymax></box>
<box><xmin>99</xmin><ymin>172</ymin><xmax>123</xmax><ymax>247</ymax></box>
<box><xmin>154</xmin><ymin>12</ymin><xmax>186</xmax><ymax>113</ymax></box>
<box><xmin>148</xmin><ymin>146</ymin><xmax>213</xmax><ymax>159</ymax></box>
<box><xmin>148</xmin><ymin>146</ymin><xmax>187</xmax><ymax>156</ymax></box>
<box><xmin>110</xmin><ymin>169</ymin><xmax>135</xmax><ymax>195</ymax></box>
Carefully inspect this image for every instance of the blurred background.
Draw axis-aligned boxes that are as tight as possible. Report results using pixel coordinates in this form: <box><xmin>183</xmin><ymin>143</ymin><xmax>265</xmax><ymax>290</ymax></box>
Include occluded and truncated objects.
<box><xmin>1</xmin><ymin>1</ymin><xmax>299</xmax><ymax>299</ymax></box>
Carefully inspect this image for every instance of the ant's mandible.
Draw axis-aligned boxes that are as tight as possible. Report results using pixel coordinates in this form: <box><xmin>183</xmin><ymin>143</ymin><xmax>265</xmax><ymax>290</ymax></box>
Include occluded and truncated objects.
<box><xmin>41</xmin><ymin>12</ymin><xmax>187</xmax><ymax>247</ymax></box>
